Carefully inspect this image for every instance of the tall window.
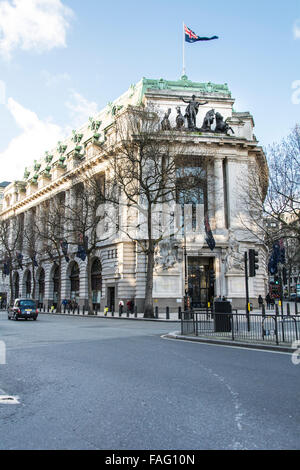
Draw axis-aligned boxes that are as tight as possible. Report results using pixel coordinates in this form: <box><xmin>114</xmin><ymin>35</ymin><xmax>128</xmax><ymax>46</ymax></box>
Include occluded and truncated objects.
<box><xmin>70</xmin><ymin>262</ymin><xmax>80</xmax><ymax>298</ymax></box>
<box><xmin>176</xmin><ymin>158</ymin><xmax>207</xmax><ymax>230</ymax></box>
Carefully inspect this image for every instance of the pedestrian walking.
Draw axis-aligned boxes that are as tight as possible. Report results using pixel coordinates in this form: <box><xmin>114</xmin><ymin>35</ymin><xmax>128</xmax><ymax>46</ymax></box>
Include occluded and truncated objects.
<box><xmin>104</xmin><ymin>306</ymin><xmax>109</xmax><ymax>317</ymax></box>
<box><xmin>258</xmin><ymin>295</ymin><xmax>264</xmax><ymax>310</ymax></box>
<box><xmin>119</xmin><ymin>300</ymin><xmax>124</xmax><ymax>316</ymax></box>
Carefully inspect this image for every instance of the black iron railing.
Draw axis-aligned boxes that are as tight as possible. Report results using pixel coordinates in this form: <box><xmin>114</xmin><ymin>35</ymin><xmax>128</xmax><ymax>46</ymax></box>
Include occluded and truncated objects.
<box><xmin>181</xmin><ymin>310</ymin><xmax>300</xmax><ymax>345</ymax></box>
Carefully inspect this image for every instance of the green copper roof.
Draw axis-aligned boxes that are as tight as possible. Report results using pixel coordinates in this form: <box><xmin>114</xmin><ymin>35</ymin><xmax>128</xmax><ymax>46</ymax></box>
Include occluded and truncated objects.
<box><xmin>140</xmin><ymin>76</ymin><xmax>231</xmax><ymax>99</ymax></box>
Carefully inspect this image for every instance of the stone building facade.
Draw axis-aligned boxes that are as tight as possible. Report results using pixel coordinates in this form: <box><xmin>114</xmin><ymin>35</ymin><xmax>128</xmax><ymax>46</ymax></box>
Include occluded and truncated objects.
<box><xmin>0</xmin><ymin>76</ymin><xmax>269</xmax><ymax>311</ymax></box>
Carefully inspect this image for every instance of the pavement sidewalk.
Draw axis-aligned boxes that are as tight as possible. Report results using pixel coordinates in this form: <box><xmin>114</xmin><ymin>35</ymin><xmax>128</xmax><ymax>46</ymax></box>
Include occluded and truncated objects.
<box><xmin>163</xmin><ymin>330</ymin><xmax>296</xmax><ymax>353</ymax></box>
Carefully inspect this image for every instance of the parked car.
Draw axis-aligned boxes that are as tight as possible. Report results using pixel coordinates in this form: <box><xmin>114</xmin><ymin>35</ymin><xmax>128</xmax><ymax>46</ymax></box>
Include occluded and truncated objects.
<box><xmin>8</xmin><ymin>299</ymin><xmax>38</xmax><ymax>321</ymax></box>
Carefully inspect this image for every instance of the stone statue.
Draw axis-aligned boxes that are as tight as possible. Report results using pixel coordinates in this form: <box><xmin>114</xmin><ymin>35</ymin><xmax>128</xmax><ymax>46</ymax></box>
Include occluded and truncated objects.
<box><xmin>161</xmin><ymin>108</ymin><xmax>172</xmax><ymax>131</ymax></box>
<box><xmin>201</xmin><ymin>109</ymin><xmax>215</xmax><ymax>132</ymax></box>
<box><xmin>180</xmin><ymin>95</ymin><xmax>208</xmax><ymax>130</ymax></box>
<box><xmin>154</xmin><ymin>239</ymin><xmax>178</xmax><ymax>271</ymax></box>
<box><xmin>176</xmin><ymin>107</ymin><xmax>185</xmax><ymax>130</ymax></box>
<box><xmin>215</xmin><ymin>112</ymin><xmax>235</xmax><ymax>135</ymax></box>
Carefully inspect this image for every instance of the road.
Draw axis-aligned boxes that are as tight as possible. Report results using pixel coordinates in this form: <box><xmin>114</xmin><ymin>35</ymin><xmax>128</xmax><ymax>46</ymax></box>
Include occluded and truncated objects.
<box><xmin>0</xmin><ymin>312</ymin><xmax>299</xmax><ymax>450</ymax></box>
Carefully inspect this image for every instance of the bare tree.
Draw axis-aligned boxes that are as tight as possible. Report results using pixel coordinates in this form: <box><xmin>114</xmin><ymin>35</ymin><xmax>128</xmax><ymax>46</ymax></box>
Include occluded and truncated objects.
<box><xmin>0</xmin><ymin>216</ymin><xmax>23</xmax><ymax>305</ymax></box>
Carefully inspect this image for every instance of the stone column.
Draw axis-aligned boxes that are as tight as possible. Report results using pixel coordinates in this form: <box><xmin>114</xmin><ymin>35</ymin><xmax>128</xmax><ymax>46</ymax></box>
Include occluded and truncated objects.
<box><xmin>214</xmin><ymin>157</ymin><xmax>225</xmax><ymax>231</ymax></box>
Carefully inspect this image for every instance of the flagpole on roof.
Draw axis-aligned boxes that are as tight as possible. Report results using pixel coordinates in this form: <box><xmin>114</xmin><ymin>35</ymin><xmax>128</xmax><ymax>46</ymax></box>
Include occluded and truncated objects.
<box><xmin>182</xmin><ymin>21</ymin><xmax>186</xmax><ymax>77</ymax></box>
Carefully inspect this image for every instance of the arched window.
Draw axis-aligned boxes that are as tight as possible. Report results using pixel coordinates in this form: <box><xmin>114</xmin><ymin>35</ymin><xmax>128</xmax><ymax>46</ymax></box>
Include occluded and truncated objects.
<box><xmin>25</xmin><ymin>271</ymin><xmax>31</xmax><ymax>298</ymax></box>
<box><xmin>53</xmin><ymin>265</ymin><xmax>60</xmax><ymax>304</ymax></box>
<box><xmin>14</xmin><ymin>272</ymin><xmax>19</xmax><ymax>300</ymax></box>
<box><xmin>38</xmin><ymin>268</ymin><xmax>45</xmax><ymax>304</ymax></box>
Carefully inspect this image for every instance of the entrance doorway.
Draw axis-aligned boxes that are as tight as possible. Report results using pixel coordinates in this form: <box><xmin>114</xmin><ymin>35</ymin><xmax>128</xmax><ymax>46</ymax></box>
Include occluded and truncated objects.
<box><xmin>107</xmin><ymin>287</ymin><xmax>115</xmax><ymax>313</ymax></box>
<box><xmin>188</xmin><ymin>257</ymin><xmax>215</xmax><ymax>308</ymax></box>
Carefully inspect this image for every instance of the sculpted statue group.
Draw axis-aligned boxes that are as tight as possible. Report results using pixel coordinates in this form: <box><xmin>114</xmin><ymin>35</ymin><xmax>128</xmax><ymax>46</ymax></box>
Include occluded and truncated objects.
<box><xmin>161</xmin><ymin>95</ymin><xmax>234</xmax><ymax>135</ymax></box>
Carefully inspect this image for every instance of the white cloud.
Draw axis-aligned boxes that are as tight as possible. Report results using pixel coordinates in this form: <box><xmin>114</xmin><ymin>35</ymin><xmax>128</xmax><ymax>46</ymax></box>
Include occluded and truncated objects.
<box><xmin>294</xmin><ymin>19</ymin><xmax>300</xmax><ymax>39</ymax></box>
<box><xmin>0</xmin><ymin>89</ymin><xmax>99</xmax><ymax>182</ymax></box>
<box><xmin>65</xmin><ymin>90</ymin><xmax>99</xmax><ymax>128</ymax></box>
<box><xmin>0</xmin><ymin>0</ymin><xmax>73</xmax><ymax>59</ymax></box>
<box><xmin>0</xmin><ymin>97</ymin><xmax>66</xmax><ymax>181</ymax></box>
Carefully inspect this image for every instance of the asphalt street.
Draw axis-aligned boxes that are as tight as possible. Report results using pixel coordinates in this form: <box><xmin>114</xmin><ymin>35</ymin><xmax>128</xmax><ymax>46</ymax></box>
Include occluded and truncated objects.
<box><xmin>0</xmin><ymin>312</ymin><xmax>299</xmax><ymax>450</ymax></box>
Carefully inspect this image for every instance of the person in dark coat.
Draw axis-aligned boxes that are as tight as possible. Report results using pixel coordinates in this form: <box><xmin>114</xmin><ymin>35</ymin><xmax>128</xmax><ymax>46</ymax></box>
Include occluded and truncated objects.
<box><xmin>258</xmin><ymin>295</ymin><xmax>264</xmax><ymax>309</ymax></box>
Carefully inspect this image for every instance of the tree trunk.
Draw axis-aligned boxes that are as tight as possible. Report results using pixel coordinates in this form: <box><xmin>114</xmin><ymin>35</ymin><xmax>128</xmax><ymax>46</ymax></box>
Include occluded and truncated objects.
<box><xmin>9</xmin><ymin>258</ymin><xmax>14</xmax><ymax>306</ymax></box>
<box><xmin>144</xmin><ymin>246</ymin><xmax>155</xmax><ymax>318</ymax></box>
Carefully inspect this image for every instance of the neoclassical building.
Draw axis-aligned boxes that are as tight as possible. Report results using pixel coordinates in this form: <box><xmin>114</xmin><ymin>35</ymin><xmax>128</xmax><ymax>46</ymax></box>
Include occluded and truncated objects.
<box><xmin>0</xmin><ymin>76</ymin><xmax>269</xmax><ymax>311</ymax></box>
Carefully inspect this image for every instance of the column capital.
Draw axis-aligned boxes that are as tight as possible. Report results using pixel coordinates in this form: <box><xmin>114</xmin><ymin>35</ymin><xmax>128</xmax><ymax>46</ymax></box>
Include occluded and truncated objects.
<box><xmin>214</xmin><ymin>155</ymin><xmax>226</xmax><ymax>162</ymax></box>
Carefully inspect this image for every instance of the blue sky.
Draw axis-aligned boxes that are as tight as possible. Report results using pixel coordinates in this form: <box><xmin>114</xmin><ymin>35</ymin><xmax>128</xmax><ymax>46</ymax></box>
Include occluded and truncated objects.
<box><xmin>0</xmin><ymin>0</ymin><xmax>299</xmax><ymax>181</ymax></box>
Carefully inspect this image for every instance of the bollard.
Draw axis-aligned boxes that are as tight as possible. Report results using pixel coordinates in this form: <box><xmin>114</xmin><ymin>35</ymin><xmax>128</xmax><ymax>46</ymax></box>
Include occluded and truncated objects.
<box><xmin>178</xmin><ymin>306</ymin><xmax>182</xmax><ymax>320</ymax></box>
<box><xmin>275</xmin><ymin>304</ymin><xmax>279</xmax><ymax>316</ymax></box>
<box><xmin>295</xmin><ymin>303</ymin><xmax>298</xmax><ymax>315</ymax></box>
<box><xmin>287</xmin><ymin>303</ymin><xmax>290</xmax><ymax>316</ymax></box>
<box><xmin>127</xmin><ymin>308</ymin><xmax>129</xmax><ymax>318</ymax></box>
<box><xmin>166</xmin><ymin>306</ymin><xmax>170</xmax><ymax>320</ymax></box>
<box><xmin>155</xmin><ymin>306</ymin><xmax>158</xmax><ymax>319</ymax></box>
<box><xmin>134</xmin><ymin>306</ymin><xmax>137</xmax><ymax>318</ymax></box>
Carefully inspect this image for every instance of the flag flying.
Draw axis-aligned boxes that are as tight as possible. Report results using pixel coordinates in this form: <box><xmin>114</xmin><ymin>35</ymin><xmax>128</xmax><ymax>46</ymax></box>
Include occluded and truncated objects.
<box><xmin>205</xmin><ymin>215</ymin><xmax>216</xmax><ymax>251</ymax></box>
<box><xmin>185</xmin><ymin>24</ymin><xmax>219</xmax><ymax>43</ymax></box>
<box><xmin>60</xmin><ymin>239</ymin><xmax>70</xmax><ymax>263</ymax></box>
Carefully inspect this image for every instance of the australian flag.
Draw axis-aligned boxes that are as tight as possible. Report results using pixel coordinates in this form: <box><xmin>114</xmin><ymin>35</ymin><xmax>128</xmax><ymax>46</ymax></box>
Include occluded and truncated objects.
<box><xmin>16</xmin><ymin>252</ymin><xmax>23</xmax><ymax>270</ymax></box>
<box><xmin>60</xmin><ymin>239</ymin><xmax>70</xmax><ymax>263</ymax></box>
<box><xmin>205</xmin><ymin>215</ymin><xmax>216</xmax><ymax>251</ymax></box>
<box><xmin>185</xmin><ymin>24</ymin><xmax>219</xmax><ymax>43</ymax></box>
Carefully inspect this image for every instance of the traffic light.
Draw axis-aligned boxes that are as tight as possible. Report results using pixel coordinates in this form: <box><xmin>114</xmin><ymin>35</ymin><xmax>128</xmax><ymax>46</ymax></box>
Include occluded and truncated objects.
<box><xmin>274</xmin><ymin>276</ymin><xmax>279</xmax><ymax>285</ymax></box>
<box><xmin>249</xmin><ymin>249</ymin><xmax>259</xmax><ymax>277</ymax></box>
